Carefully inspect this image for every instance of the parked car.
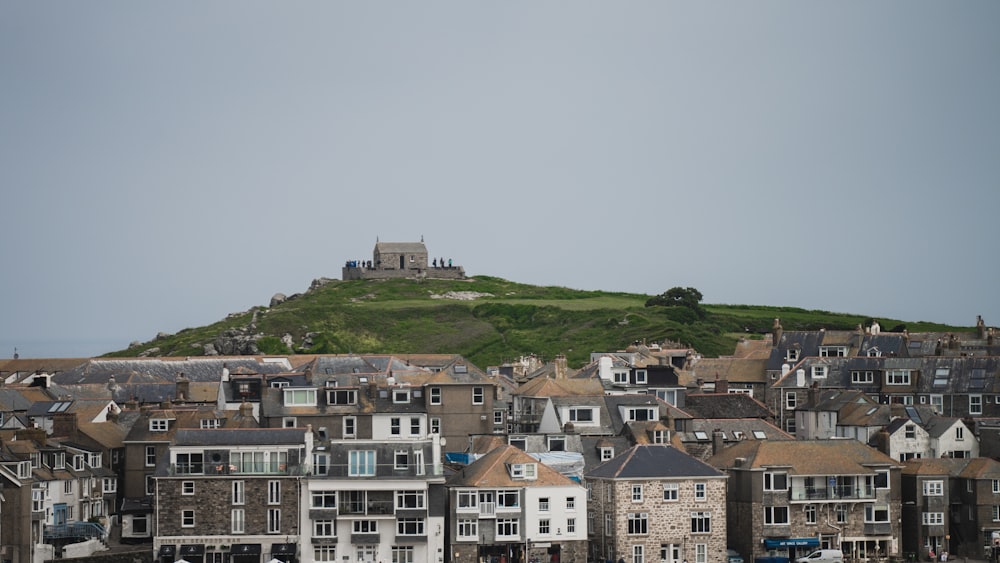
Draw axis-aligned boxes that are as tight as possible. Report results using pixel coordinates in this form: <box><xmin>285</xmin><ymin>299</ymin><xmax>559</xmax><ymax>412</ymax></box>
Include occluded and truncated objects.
<box><xmin>795</xmin><ymin>550</ymin><xmax>844</xmax><ymax>563</ymax></box>
<box><xmin>727</xmin><ymin>549</ymin><xmax>744</xmax><ymax>563</ymax></box>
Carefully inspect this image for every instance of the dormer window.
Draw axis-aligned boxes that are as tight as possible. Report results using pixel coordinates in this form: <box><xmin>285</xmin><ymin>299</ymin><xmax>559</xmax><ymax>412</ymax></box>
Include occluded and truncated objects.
<box><xmin>393</xmin><ymin>389</ymin><xmax>411</xmax><ymax>404</ymax></box>
<box><xmin>651</xmin><ymin>430</ymin><xmax>667</xmax><ymax>444</ymax></box>
<box><xmin>53</xmin><ymin>452</ymin><xmax>65</xmax><ymax>469</ymax></box>
<box><xmin>150</xmin><ymin>419</ymin><xmax>169</xmax><ymax>432</ymax></box>
<box><xmin>284</xmin><ymin>388</ymin><xmax>317</xmax><ymax>406</ymax></box>
<box><xmin>89</xmin><ymin>453</ymin><xmax>101</xmax><ymax>468</ymax></box>
<box><xmin>548</xmin><ymin>436</ymin><xmax>565</xmax><ymax>452</ymax></box>
<box><xmin>786</xmin><ymin>349</ymin><xmax>800</xmax><ymax>362</ymax></box>
<box><xmin>568</xmin><ymin>407</ymin><xmax>595</xmax><ymax>423</ymax></box>
<box><xmin>811</xmin><ymin>366</ymin><xmax>828</xmax><ymax>378</ymax></box>
<box><xmin>17</xmin><ymin>461</ymin><xmax>32</xmax><ymax>479</ymax></box>
<box><xmin>600</xmin><ymin>447</ymin><xmax>615</xmax><ymax>461</ymax></box>
<box><xmin>625</xmin><ymin>407</ymin><xmax>656</xmax><ymax>422</ymax></box>
<box><xmin>72</xmin><ymin>455</ymin><xmax>85</xmax><ymax>471</ymax></box>
<box><xmin>613</xmin><ymin>371</ymin><xmax>629</xmax><ymax>384</ymax></box>
<box><xmin>635</xmin><ymin>370</ymin><xmax>647</xmax><ymax>384</ymax></box>
<box><xmin>270</xmin><ymin>381</ymin><xmax>289</xmax><ymax>389</ymax></box>
<box><xmin>328</xmin><ymin>389</ymin><xmax>357</xmax><ymax>405</ymax></box>
<box><xmin>819</xmin><ymin>346</ymin><xmax>847</xmax><ymax>357</ymax></box>
<box><xmin>509</xmin><ymin>463</ymin><xmax>537</xmax><ymax>480</ymax></box>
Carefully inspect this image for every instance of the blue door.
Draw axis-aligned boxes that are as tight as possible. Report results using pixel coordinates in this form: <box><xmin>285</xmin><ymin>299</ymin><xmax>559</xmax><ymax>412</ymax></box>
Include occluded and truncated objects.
<box><xmin>54</xmin><ymin>503</ymin><xmax>67</xmax><ymax>526</ymax></box>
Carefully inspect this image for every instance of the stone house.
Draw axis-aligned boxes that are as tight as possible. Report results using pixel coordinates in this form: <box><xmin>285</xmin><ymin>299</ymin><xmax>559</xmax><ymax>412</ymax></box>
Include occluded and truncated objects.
<box><xmin>900</xmin><ymin>457</ymin><xmax>1000</xmax><ymax>559</ymax></box>
<box><xmin>446</xmin><ymin>444</ymin><xmax>588</xmax><ymax>563</ymax></box>
<box><xmin>708</xmin><ymin>439</ymin><xmax>902</xmax><ymax>563</ymax></box>
<box><xmin>586</xmin><ymin>444</ymin><xmax>728</xmax><ymax>563</ymax></box>
<box><xmin>260</xmin><ymin>354</ymin><xmax>499</xmax><ymax>460</ymax></box>
<box><xmin>342</xmin><ymin>240</ymin><xmax>465</xmax><ymax>280</ymax></box>
<box><xmin>153</xmin><ymin>428</ymin><xmax>308</xmax><ymax>563</ymax></box>
<box><xmin>122</xmin><ymin>405</ymin><xmax>259</xmax><ymax>543</ymax></box>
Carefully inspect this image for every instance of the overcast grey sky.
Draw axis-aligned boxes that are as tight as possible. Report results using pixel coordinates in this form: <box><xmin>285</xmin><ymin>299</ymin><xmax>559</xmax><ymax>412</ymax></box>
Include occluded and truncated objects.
<box><xmin>2</xmin><ymin>2</ymin><xmax>998</xmax><ymax>359</ymax></box>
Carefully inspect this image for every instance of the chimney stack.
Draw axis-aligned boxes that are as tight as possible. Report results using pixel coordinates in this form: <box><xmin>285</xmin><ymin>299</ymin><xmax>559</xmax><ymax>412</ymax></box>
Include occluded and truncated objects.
<box><xmin>714</xmin><ymin>376</ymin><xmax>728</xmax><ymax>395</ymax></box>
<box><xmin>712</xmin><ymin>429</ymin><xmax>725</xmax><ymax>456</ymax></box>
<box><xmin>52</xmin><ymin>412</ymin><xmax>79</xmax><ymax>439</ymax></box>
<box><xmin>176</xmin><ymin>372</ymin><xmax>190</xmax><ymax>402</ymax></box>
<box><xmin>554</xmin><ymin>355</ymin><xmax>567</xmax><ymax>380</ymax></box>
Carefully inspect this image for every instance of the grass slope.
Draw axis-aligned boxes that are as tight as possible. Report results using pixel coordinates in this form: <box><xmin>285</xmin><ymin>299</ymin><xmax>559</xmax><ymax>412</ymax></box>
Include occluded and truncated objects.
<box><xmin>106</xmin><ymin>276</ymin><xmax>965</xmax><ymax>368</ymax></box>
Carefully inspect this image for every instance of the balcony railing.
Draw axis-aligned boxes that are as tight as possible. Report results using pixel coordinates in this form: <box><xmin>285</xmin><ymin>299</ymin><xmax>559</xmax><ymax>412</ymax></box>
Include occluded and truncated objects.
<box><xmin>169</xmin><ymin>462</ymin><xmax>304</xmax><ymax>476</ymax></box>
<box><xmin>338</xmin><ymin>500</ymin><xmax>394</xmax><ymax>515</ymax></box>
<box><xmin>44</xmin><ymin>522</ymin><xmax>106</xmax><ymax>542</ymax></box>
<box><xmin>790</xmin><ymin>485</ymin><xmax>875</xmax><ymax>501</ymax></box>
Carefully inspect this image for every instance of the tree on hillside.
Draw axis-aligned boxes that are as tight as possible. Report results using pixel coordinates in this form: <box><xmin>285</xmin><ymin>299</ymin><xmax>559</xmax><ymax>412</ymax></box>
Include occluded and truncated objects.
<box><xmin>645</xmin><ymin>286</ymin><xmax>706</xmax><ymax>319</ymax></box>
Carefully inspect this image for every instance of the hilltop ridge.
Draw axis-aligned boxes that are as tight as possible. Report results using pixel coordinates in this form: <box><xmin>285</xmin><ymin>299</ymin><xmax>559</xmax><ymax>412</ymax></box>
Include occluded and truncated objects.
<box><xmin>106</xmin><ymin>276</ymin><xmax>966</xmax><ymax>368</ymax></box>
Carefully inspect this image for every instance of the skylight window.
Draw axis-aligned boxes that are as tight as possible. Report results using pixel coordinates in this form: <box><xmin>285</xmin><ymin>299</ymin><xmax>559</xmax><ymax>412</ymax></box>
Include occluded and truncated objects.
<box><xmin>694</xmin><ymin>431</ymin><xmax>709</xmax><ymax>441</ymax></box>
<box><xmin>753</xmin><ymin>431</ymin><xmax>767</xmax><ymax>439</ymax></box>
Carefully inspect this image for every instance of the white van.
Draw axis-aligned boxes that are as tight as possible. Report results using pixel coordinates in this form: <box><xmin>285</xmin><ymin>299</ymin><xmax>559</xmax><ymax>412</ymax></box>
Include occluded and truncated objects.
<box><xmin>795</xmin><ymin>550</ymin><xmax>844</xmax><ymax>563</ymax></box>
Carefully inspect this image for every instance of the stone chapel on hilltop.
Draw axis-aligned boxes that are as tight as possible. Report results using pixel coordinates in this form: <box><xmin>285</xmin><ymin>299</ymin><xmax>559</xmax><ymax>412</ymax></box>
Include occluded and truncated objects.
<box><xmin>342</xmin><ymin>238</ymin><xmax>465</xmax><ymax>280</ymax></box>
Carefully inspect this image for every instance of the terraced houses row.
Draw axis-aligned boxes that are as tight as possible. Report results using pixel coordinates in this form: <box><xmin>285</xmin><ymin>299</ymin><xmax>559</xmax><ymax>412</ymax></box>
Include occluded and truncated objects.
<box><xmin>1</xmin><ymin>317</ymin><xmax>999</xmax><ymax>563</ymax></box>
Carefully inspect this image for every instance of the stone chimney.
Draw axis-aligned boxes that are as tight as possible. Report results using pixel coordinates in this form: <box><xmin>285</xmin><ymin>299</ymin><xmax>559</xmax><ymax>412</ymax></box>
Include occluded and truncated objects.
<box><xmin>554</xmin><ymin>355</ymin><xmax>568</xmax><ymax>380</ymax></box>
<box><xmin>52</xmin><ymin>412</ymin><xmax>79</xmax><ymax>439</ymax></box>
<box><xmin>239</xmin><ymin>400</ymin><xmax>254</xmax><ymax>418</ymax></box>
<box><xmin>712</xmin><ymin>429</ymin><xmax>725</xmax><ymax>456</ymax></box>
<box><xmin>714</xmin><ymin>375</ymin><xmax>728</xmax><ymax>395</ymax></box>
<box><xmin>978</xmin><ymin>315</ymin><xmax>986</xmax><ymax>339</ymax></box>
<box><xmin>772</xmin><ymin>318</ymin><xmax>783</xmax><ymax>346</ymax></box>
<box><xmin>807</xmin><ymin>382</ymin><xmax>820</xmax><ymax>407</ymax></box>
<box><xmin>176</xmin><ymin>372</ymin><xmax>190</xmax><ymax>402</ymax></box>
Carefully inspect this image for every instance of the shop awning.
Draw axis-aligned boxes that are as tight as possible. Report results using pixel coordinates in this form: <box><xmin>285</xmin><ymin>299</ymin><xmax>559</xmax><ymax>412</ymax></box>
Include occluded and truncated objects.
<box><xmin>180</xmin><ymin>545</ymin><xmax>205</xmax><ymax>556</ymax></box>
<box><xmin>231</xmin><ymin>544</ymin><xmax>262</xmax><ymax>556</ymax></box>
<box><xmin>764</xmin><ymin>539</ymin><xmax>820</xmax><ymax>549</ymax></box>
<box><xmin>158</xmin><ymin>546</ymin><xmax>177</xmax><ymax>557</ymax></box>
<box><xmin>271</xmin><ymin>544</ymin><xmax>296</xmax><ymax>556</ymax></box>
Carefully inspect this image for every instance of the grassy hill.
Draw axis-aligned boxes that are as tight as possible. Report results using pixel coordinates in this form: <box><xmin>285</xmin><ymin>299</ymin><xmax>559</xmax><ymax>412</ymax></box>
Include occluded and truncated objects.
<box><xmin>106</xmin><ymin>276</ymin><xmax>965</xmax><ymax>368</ymax></box>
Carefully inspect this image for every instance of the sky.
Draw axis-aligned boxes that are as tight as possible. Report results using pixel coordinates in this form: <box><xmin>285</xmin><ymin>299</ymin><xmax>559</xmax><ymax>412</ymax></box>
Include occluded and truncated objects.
<box><xmin>2</xmin><ymin>2</ymin><xmax>998</xmax><ymax>359</ymax></box>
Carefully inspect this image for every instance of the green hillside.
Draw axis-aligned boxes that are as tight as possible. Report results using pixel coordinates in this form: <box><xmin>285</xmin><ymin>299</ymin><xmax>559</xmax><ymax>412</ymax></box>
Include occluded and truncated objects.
<box><xmin>106</xmin><ymin>276</ymin><xmax>965</xmax><ymax>368</ymax></box>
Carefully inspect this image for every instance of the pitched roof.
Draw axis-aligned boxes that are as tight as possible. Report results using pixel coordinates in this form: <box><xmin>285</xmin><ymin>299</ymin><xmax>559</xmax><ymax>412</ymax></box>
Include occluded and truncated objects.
<box><xmin>708</xmin><ymin>439</ymin><xmax>899</xmax><ymax>475</ymax></box>
<box><xmin>587</xmin><ymin>444</ymin><xmax>726</xmax><ymax>479</ymax></box>
<box><xmin>517</xmin><ymin>376</ymin><xmax>603</xmax><ymax>397</ymax></box>
<box><xmin>446</xmin><ymin>444</ymin><xmax>577</xmax><ymax>488</ymax></box>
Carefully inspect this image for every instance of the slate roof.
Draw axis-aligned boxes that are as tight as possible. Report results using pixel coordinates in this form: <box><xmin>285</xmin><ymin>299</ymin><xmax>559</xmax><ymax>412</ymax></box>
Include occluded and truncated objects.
<box><xmin>0</xmin><ymin>389</ymin><xmax>34</xmax><ymax>411</ymax></box>
<box><xmin>603</xmin><ymin>394</ymin><xmax>667</xmax><ymax>435</ymax></box>
<box><xmin>587</xmin><ymin>444</ymin><xmax>726</xmax><ymax>480</ymax></box>
<box><xmin>445</xmin><ymin>444</ymin><xmax>578</xmax><ymax>488</ymax></box>
<box><xmin>682</xmin><ymin>393</ymin><xmax>774</xmax><ymax>419</ymax></box>
<box><xmin>52</xmin><ymin>356</ymin><xmax>287</xmax><ymax>385</ymax></box>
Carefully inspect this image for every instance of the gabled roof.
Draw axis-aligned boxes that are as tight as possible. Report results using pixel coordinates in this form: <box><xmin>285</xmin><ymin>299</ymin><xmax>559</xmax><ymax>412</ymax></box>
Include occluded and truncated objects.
<box><xmin>446</xmin><ymin>444</ymin><xmax>577</xmax><ymax>488</ymax></box>
<box><xmin>374</xmin><ymin>241</ymin><xmax>427</xmax><ymax>254</ymax></box>
<box><xmin>587</xmin><ymin>444</ymin><xmax>725</xmax><ymax>480</ymax></box>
